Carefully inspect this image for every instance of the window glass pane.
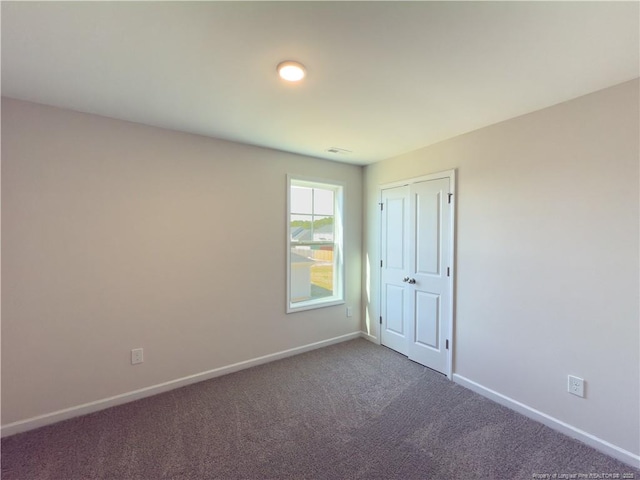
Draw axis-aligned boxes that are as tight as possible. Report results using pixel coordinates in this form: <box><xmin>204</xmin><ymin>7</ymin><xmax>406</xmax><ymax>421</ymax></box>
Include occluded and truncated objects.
<box><xmin>310</xmin><ymin>244</ymin><xmax>334</xmax><ymax>300</ymax></box>
<box><xmin>313</xmin><ymin>188</ymin><xmax>334</xmax><ymax>215</ymax></box>
<box><xmin>290</xmin><ymin>245</ymin><xmax>334</xmax><ymax>303</ymax></box>
<box><xmin>290</xmin><ymin>215</ymin><xmax>313</xmax><ymax>242</ymax></box>
<box><xmin>291</xmin><ymin>186</ymin><xmax>313</xmax><ymax>214</ymax></box>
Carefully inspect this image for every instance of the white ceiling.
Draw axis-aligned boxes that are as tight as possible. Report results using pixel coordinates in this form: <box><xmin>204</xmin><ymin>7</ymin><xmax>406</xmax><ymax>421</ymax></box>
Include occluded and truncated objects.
<box><xmin>2</xmin><ymin>2</ymin><xmax>638</xmax><ymax>165</ymax></box>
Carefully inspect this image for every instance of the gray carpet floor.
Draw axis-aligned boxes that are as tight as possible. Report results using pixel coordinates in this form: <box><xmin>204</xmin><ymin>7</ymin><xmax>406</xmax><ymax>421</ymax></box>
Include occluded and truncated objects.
<box><xmin>2</xmin><ymin>339</ymin><xmax>638</xmax><ymax>479</ymax></box>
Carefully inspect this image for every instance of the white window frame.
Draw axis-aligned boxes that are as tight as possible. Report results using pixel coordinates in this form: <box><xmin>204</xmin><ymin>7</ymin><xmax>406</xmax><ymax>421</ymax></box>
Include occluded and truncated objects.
<box><xmin>286</xmin><ymin>175</ymin><xmax>345</xmax><ymax>313</ymax></box>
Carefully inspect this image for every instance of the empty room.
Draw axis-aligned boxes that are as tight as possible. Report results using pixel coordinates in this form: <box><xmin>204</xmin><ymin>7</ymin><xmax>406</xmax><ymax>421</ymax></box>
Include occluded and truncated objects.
<box><xmin>1</xmin><ymin>2</ymin><xmax>639</xmax><ymax>479</ymax></box>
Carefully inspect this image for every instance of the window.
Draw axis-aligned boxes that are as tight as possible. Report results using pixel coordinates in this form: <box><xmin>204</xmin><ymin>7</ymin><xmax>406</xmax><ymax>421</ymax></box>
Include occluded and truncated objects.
<box><xmin>287</xmin><ymin>176</ymin><xmax>344</xmax><ymax>312</ymax></box>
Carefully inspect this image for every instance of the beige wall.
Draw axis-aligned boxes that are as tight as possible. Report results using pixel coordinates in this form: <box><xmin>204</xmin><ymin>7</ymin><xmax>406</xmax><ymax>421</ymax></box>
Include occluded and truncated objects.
<box><xmin>1</xmin><ymin>98</ymin><xmax>363</xmax><ymax>425</ymax></box>
<box><xmin>364</xmin><ymin>79</ymin><xmax>640</xmax><ymax>457</ymax></box>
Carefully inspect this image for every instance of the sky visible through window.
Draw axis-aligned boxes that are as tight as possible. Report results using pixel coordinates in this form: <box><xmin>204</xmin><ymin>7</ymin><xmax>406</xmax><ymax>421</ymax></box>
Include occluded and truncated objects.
<box><xmin>290</xmin><ymin>186</ymin><xmax>334</xmax><ymax>216</ymax></box>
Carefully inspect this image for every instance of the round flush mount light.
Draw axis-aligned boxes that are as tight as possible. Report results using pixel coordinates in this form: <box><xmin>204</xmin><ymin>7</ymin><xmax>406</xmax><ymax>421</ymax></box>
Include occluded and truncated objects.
<box><xmin>277</xmin><ymin>61</ymin><xmax>306</xmax><ymax>82</ymax></box>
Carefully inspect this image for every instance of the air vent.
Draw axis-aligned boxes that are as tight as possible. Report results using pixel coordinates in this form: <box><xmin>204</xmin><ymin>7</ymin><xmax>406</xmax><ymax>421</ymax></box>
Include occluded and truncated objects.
<box><xmin>326</xmin><ymin>147</ymin><xmax>352</xmax><ymax>154</ymax></box>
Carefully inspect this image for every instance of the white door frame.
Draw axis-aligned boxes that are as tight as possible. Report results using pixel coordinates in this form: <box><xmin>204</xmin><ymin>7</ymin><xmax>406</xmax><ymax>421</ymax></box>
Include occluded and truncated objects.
<box><xmin>379</xmin><ymin>169</ymin><xmax>456</xmax><ymax>379</ymax></box>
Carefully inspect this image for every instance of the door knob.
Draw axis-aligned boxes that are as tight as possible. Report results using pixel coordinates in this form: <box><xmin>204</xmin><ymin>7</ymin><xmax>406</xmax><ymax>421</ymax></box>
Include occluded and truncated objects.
<box><xmin>408</xmin><ymin>278</ymin><xmax>416</xmax><ymax>284</ymax></box>
<box><xmin>403</xmin><ymin>277</ymin><xmax>410</xmax><ymax>283</ymax></box>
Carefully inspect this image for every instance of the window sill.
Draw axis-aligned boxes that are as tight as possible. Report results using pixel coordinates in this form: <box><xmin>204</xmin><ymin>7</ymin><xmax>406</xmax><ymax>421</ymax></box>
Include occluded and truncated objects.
<box><xmin>287</xmin><ymin>297</ymin><xmax>345</xmax><ymax>314</ymax></box>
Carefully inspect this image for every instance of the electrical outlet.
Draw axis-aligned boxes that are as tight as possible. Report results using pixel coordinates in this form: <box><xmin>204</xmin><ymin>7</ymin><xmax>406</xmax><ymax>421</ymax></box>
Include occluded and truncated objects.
<box><xmin>346</xmin><ymin>307</ymin><xmax>353</xmax><ymax>317</ymax></box>
<box><xmin>131</xmin><ymin>348</ymin><xmax>144</xmax><ymax>365</ymax></box>
<box><xmin>568</xmin><ymin>375</ymin><xmax>584</xmax><ymax>398</ymax></box>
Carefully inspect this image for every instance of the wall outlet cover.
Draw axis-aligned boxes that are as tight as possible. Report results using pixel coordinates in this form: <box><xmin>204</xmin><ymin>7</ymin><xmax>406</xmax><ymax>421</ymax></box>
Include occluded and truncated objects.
<box><xmin>568</xmin><ymin>375</ymin><xmax>584</xmax><ymax>398</ymax></box>
<box><xmin>131</xmin><ymin>348</ymin><xmax>144</xmax><ymax>365</ymax></box>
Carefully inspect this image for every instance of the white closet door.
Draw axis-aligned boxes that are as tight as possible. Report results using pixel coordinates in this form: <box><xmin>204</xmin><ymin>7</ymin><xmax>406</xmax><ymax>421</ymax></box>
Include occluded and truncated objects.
<box><xmin>380</xmin><ymin>176</ymin><xmax>452</xmax><ymax>375</ymax></box>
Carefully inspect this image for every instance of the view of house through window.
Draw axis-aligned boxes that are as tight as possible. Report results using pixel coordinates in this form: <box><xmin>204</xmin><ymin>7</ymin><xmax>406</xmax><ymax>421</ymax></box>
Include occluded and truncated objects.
<box><xmin>288</xmin><ymin>177</ymin><xmax>344</xmax><ymax>312</ymax></box>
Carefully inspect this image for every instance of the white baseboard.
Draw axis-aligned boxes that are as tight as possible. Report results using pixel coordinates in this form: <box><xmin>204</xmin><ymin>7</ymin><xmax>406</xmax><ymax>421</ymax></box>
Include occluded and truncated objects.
<box><xmin>1</xmin><ymin>331</ymin><xmax>362</xmax><ymax>438</ymax></box>
<box><xmin>453</xmin><ymin>374</ymin><xmax>640</xmax><ymax>469</ymax></box>
<box><xmin>359</xmin><ymin>330</ymin><xmax>379</xmax><ymax>344</ymax></box>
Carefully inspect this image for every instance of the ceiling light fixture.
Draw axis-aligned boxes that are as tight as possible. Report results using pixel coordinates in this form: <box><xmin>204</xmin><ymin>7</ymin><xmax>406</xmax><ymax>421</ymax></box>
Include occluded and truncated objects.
<box><xmin>277</xmin><ymin>61</ymin><xmax>306</xmax><ymax>82</ymax></box>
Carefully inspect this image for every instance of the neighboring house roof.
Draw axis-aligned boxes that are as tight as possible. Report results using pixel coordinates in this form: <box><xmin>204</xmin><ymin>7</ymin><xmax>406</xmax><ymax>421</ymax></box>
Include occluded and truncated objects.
<box><xmin>290</xmin><ymin>253</ymin><xmax>314</xmax><ymax>265</ymax></box>
<box><xmin>291</xmin><ymin>226</ymin><xmax>312</xmax><ymax>242</ymax></box>
<box><xmin>313</xmin><ymin>224</ymin><xmax>334</xmax><ymax>241</ymax></box>
<box><xmin>291</xmin><ymin>224</ymin><xmax>334</xmax><ymax>242</ymax></box>
<box><xmin>315</xmin><ymin>224</ymin><xmax>333</xmax><ymax>234</ymax></box>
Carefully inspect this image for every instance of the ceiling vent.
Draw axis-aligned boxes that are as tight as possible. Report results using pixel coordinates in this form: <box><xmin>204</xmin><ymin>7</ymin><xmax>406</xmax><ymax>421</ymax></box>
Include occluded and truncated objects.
<box><xmin>326</xmin><ymin>147</ymin><xmax>352</xmax><ymax>154</ymax></box>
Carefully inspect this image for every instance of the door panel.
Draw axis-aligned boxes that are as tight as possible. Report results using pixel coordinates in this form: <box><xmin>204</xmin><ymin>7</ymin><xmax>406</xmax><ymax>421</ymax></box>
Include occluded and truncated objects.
<box><xmin>415</xmin><ymin>291</ymin><xmax>439</xmax><ymax>349</ymax></box>
<box><xmin>385</xmin><ymin>197</ymin><xmax>406</xmax><ymax>270</ymax></box>
<box><xmin>415</xmin><ymin>189</ymin><xmax>441</xmax><ymax>276</ymax></box>
<box><xmin>385</xmin><ymin>285</ymin><xmax>405</xmax><ymax>335</ymax></box>
<box><xmin>408</xmin><ymin>177</ymin><xmax>450</xmax><ymax>372</ymax></box>
<box><xmin>380</xmin><ymin>185</ymin><xmax>410</xmax><ymax>355</ymax></box>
